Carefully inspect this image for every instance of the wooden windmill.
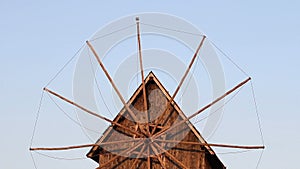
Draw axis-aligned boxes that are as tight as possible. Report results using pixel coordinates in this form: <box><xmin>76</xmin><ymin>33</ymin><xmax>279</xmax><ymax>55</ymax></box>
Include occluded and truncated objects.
<box><xmin>30</xmin><ymin>17</ymin><xmax>264</xmax><ymax>169</ymax></box>
<box><xmin>86</xmin><ymin>71</ymin><xmax>227</xmax><ymax>169</ymax></box>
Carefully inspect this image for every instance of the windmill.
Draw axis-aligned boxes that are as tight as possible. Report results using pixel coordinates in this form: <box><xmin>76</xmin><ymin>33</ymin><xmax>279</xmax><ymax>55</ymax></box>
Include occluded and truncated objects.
<box><xmin>30</xmin><ymin>16</ymin><xmax>264</xmax><ymax>169</ymax></box>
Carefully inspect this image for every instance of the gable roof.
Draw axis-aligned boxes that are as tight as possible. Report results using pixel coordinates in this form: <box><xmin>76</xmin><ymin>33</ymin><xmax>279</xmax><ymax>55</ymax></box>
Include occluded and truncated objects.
<box><xmin>87</xmin><ymin>71</ymin><xmax>225</xmax><ymax>168</ymax></box>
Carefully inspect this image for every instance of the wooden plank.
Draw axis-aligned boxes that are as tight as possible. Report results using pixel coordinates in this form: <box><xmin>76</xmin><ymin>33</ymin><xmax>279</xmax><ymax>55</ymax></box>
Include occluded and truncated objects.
<box><xmin>153</xmin><ymin>142</ymin><xmax>188</xmax><ymax>169</ymax></box>
<box><xmin>96</xmin><ymin>140</ymin><xmax>144</xmax><ymax>169</ymax></box>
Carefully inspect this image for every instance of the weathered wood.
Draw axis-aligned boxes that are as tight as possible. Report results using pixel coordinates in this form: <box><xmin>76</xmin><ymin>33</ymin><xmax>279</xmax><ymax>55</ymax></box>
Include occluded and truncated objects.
<box><xmin>150</xmin><ymin>144</ymin><xmax>166</xmax><ymax>169</ymax></box>
<box><xmin>96</xmin><ymin>140</ymin><xmax>145</xmax><ymax>169</ymax></box>
<box><xmin>153</xmin><ymin>142</ymin><xmax>188</xmax><ymax>169</ymax></box>
<box><xmin>87</xmin><ymin>72</ymin><xmax>226</xmax><ymax>169</ymax></box>
<box><xmin>44</xmin><ymin>88</ymin><xmax>143</xmax><ymax>137</ymax></box>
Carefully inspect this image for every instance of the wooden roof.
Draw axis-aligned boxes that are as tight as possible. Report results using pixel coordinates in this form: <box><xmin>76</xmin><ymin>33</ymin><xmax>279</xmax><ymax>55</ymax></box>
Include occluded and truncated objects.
<box><xmin>87</xmin><ymin>71</ymin><xmax>225</xmax><ymax>169</ymax></box>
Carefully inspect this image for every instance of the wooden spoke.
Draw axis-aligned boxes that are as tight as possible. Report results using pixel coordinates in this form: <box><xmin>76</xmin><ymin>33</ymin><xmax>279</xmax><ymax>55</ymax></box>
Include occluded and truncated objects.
<box><xmin>147</xmin><ymin>145</ymin><xmax>151</xmax><ymax>169</ymax></box>
<box><xmin>44</xmin><ymin>88</ymin><xmax>143</xmax><ymax>137</ymax></box>
<box><xmin>29</xmin><ymin>144</ymin><xmax>96</xmax><ymax>151</ymax></box>
<box><xmin>29</xmin><ymin>139</ymin><xmax>145</xmax><ymax>151</ymax></box>
<box><xmin>153</xmin><ymin>77</ymin><xmax>251</xmax><ymax>138</ymax></box>
<box><xmin>155</xmin><ymin>139</ymin><xmax>265</xmax><ymax>149</ymax></box>
<box><xmin>172</xmin><ymin>35</ymin><xmax>206</xmax><ymax>99</ymax></box>
<box><xmin>136</xmin><ymin>17</ymin><xmax>150</xmax><ymax>135</ymax></box>
<box><xmin>86</xmin><ymin>41</ymin><xmax>148</xmax><ymax>136</ymax></box>
<box><xmin>151</xmin><ymin>36</ymin><xmax>206</xmax><ymax>135</ymax></box>
<box><xmin>152</xmin><ymin>142</ymin><xmax>188</xmax><ymax>169</ymax></box>
<box><xmin>149</xmin><ymin>144</ymin><xmax>166</xmax><ymax>169</ymax></box>
<box><xmin>96</xmin><ymin>140</ymin><xmax>145</xmax><ymax>169</ymax></box>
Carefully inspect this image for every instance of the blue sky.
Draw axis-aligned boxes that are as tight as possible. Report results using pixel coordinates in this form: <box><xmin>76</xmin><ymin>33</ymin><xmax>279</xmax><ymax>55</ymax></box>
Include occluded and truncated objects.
<box><xmin>0</xmin><ymin>1</ymin><xmax>299</xmax><ymax>169</ymax></box>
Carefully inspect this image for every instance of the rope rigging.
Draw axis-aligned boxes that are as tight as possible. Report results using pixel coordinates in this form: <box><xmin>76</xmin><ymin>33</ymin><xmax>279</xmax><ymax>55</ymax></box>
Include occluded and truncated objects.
<box><xmin>45</xmin><ymin>43</ymin><xmax>85</xmax><ymax>88</ymax></box>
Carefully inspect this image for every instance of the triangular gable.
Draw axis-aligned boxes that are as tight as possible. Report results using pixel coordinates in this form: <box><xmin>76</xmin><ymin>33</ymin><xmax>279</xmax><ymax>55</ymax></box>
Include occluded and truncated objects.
<box><xmin>87</xmin><ymin>72</ymin><xmax>224</xmax><ymax>168</ymax></box>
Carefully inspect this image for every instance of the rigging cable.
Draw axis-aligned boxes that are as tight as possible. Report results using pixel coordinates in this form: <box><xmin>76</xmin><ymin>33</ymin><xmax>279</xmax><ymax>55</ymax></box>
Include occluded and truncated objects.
<box><xmin>34</xmin><ymin>151</ymin><xmax>88</xmax><ymax>161</ymax></box>
<box><xmin>140</xmin><ymin>22</ymin><xmax>204</xmax><ymax>37</ymax></box>
<box><xmin>47</xmin><ymin>92</ymin><xmax>101</xmax><ymax>134</ymax></box>
<box><xmin>209</xmin><ymin>40</ymin><xmax>250</xmax><ymax>77</ymax></box>
<box><xmin>30</xmin><ymin>91</ymin><xmax>45</xmax><ymax>147</ymax></box>
<box><xmin>194</xmin><ymin>85</ymin><xmax>244</xmax><ymax>124</ymax></box>
<box><xmin>207</xmin><ymin>40</ymin><xmax>265</xmax><ymax>168</ymax></box>
<box><xmin>218</xmin><ymin>149</ymin><xmax>251</xmax><ymax>155</ymax></box>
<box><xmin>30</xmin><ymin>91</ymin><xmax>45</xmax><ymax>169</ymax></box>
<box><xmin>90</xmin><ymin>24</ymin><xmax>136</xmax><ymax>42</ymax></box>
<box><xmin>30</xmin><ymin>152</ymin><xmax>38</xmax><ymax>169</ymax></box>
<box><xmin>250</xmin><ymin>81</ymin><xmax>265</xmax><ymax>144</ymax></box>
<box><xmin>45</xmin><ymin>43</ymin><xmax>85</xmax><ymax>87</ymax></box>
<box><xmin>256</xmin><ymin>150</ymin><xmax>264</xmax><ymax>169</ymax></box>
<box><xmin>251</xmin><ymin>81</ymin><xmax>265</xmax><ymax>169</ymax></box>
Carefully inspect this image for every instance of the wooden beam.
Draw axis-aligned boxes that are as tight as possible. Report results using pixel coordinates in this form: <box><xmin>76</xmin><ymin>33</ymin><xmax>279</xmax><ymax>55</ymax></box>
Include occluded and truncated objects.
<box><xmin>147</xmin><ymin>145</ymin><xmax>151</xmax><ymax>169</ymax></box>
<box><xmin>172</xmin><ymin>35</ymin><xmax>206</xmax><ymax>99</ymax></box>
<box><xmin>30</xmin><ymin>139</ymin><xmax>144</xmax><ymax>151</ymax></box>
<box><xmin>154</xmin><ymin>77</ymin><xmax>251</xmax><ymax>138</ymax></box>
<box><xmin>29</xmin><ymin>144</ymin><xmax>96</xmax><ymax>151</ymax></box>
<box><xmin>151</xmin><ymin>36</ymin><xmax>206</xmax><ymax>135</ymax></box>
<box><xmin>136</xmin><ymin>17</ymin><xmax>150</xmax><ymax>135</ymax></box>
<box><xmin>153</xmin><ymin>142</ymin><xmax>188</xmax><ymax>169</ymax></box>
<box><xmin>86</xmin><ymin>41</ymin><xmax>147</xmax><ymax>136</ymax></box>
<box><xmin>44</xmin><ymin>88</ymin><xmax>143</xmax><ymax>137</ymax></box>
<box><xmin>155</xmin><ymin>139</ymin><xmax>265</xmax><ymax>149</ymax></box>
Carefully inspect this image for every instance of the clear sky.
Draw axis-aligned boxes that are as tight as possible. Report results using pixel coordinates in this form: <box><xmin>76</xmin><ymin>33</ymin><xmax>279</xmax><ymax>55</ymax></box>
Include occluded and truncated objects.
<box><xmin>1</xmin><ymin>1</ymin><xmax>299</xmax><ymax>169</ymax></box>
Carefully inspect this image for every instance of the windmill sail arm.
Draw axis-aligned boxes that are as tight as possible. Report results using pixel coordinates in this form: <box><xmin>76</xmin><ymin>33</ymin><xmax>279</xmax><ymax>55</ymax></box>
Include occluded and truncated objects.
<box><xmin>29</xmin><ymin>144</ymin><xmax>97</xmax><ymax>151</ymax></box>
<box><xmin>43</xmin><ymin>88</ymin><xmax>144</xmax><ymax>137</ymax></box>
<box><xmin>154</xmin><ymin>77</ymin><xmax>251</xmax><ymax>138</ymax></box>
<box><xmin>151</xmin><ymin>35</ymin><xmax>206</xmax><ymax>135</ymax></box>
<box><xmin>155</xmin><ymin>139</ymin><xmax>265</xmax><ymax>149</ymax></box>
<box><xmin>136</xmin><ymin>17</ymin><xmax>150</xmax><ymax>135</ymax></box>
<box><xmin>30</xmin><ymin>138</ymin><xmax>144</xmax><ymax>151</ymax></box>
<box><xmin>86</xmin><ymin>40</ymin><xmax>149</xmax><ymax>136</ymax></box>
